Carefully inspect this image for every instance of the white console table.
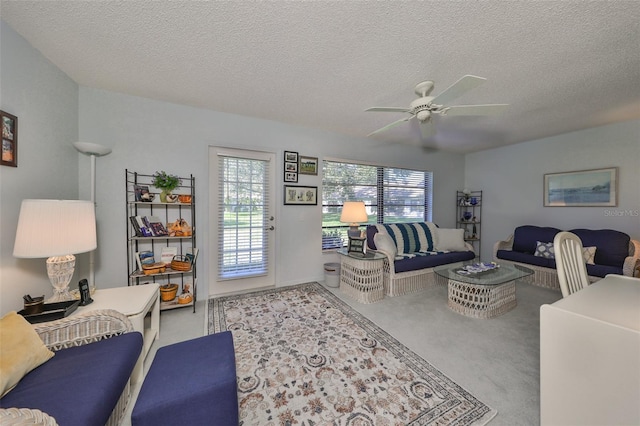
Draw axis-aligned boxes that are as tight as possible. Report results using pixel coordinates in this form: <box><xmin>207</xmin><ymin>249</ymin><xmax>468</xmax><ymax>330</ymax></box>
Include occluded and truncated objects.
<box><xmin>540</xmin><ymin>274</ymin><xmax>640</xmax><ymax>425</ymax></box>
<box><xmin>74</xmin><ymin>284</ymin><xmax>160</xmax><ymax>383</ymax></box>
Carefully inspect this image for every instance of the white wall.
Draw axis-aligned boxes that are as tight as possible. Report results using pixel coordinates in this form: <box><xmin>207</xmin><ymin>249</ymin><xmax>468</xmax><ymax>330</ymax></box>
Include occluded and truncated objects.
<box><xmin>78</xmin><ymin>87</ymin><xmax>465</xmax><ymax>299</ymax></box>
<box><xmin>0</xmin><ymin>21</ymin><xmax>80</xmax><ymax>314</ymax></box>
<box><xmin>465</xmin><ymin>120</ymin><xmax>640</xmax><ymax>261</ymax></box>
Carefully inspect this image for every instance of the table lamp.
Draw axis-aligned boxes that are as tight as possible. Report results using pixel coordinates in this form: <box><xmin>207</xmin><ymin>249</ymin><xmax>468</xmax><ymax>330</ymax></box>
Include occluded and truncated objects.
<box><xmin>13</xmin><ymin>199</ymin><xmax>97</xmax><ymax>302</ymax></box>
<box><xmin>340</xmin><ymin>201</ymin><xmax>368</xmax><ymax>238</ymax></box>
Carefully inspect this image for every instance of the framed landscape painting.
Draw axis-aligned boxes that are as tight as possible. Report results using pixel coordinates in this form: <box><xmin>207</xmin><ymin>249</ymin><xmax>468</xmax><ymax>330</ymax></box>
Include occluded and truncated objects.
<box><xmin>299</xmin><ymin>155</ymin><xmax>318</xmax><ymax>175</ymax></box>
<box><xmin>544</xmin><ymin>167</ymin><xmax>617</xmax><ymax>207</ymax></box>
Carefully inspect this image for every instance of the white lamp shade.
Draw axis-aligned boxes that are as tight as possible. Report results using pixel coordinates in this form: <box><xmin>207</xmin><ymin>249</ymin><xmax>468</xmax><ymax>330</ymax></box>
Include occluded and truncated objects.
<box><xmin>13</xmin><ymin>199</ymin><xmax>97</xmax><ymax>258</ymax></box>
<box><xmin>340</xmin><ymin>201</ymin><xmax>368</xmax><ymax>224</ymax></box>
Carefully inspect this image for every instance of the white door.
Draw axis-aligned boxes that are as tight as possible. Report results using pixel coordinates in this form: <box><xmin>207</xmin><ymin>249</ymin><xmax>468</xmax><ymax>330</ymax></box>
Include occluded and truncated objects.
<box><xmin>209</xmin><ymin>147</ymin><xmax>276</xmax><ymax>295</ymax></box>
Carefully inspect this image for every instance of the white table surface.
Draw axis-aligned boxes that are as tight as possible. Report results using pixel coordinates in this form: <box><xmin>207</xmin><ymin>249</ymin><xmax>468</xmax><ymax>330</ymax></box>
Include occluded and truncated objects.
<box><xmin>76</xmin><ymin>284</ymin><xmax>159</xmax><ymax>316</ymax></box>
<box><xmin>547</xmin><ymin>274</ymin><xmax>640</xmax><ymax>330</ymax></box>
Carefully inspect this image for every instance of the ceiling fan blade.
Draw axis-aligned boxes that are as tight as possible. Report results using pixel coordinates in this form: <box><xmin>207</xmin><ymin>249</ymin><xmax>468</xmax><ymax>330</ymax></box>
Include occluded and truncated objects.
<box><xmin>431</xmin><ymin>75</ymin><xmax>486</xmax><ymax>105</ymax></box>
<box><xmin>419</xmin><ymin>120</ymin><xmax>436</xmax><ymax>139</ymax></box>
<box><xmin>444</xmin><ymin>104</ymin><xmax>509</xmax><ymax>116</ymax></box>
<box><xmin>365</xmin><ymin>107</ymin><xmax>411</xmax><ymax>113</ymax></box>
<box><xmin>367</xmin><ymin>115</ymin><xmax>414</xmax><ymax>136</ymax></box>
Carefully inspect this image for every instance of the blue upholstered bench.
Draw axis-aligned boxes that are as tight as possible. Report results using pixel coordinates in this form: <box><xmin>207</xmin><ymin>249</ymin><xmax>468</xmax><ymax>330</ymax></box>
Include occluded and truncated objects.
<box><xmin>131</xmin><ymin>331</ymin><xmax>238</xmax><ymax>426</ymax></box>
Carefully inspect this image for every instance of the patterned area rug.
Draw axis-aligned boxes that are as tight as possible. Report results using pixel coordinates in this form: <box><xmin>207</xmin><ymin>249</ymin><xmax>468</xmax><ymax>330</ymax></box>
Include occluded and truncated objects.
<box><xmin>208</xmin><ymin>282</ymin><xmax>497</xmax><ymax>425</ymax></box>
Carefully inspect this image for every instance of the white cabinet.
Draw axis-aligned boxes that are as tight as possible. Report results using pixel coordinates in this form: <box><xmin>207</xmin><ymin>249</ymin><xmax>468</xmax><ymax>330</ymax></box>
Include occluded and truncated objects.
<box><xmin>540</xmin><ymin>275</ymin><xmax>640</xmax><ymax>425</ymax></box>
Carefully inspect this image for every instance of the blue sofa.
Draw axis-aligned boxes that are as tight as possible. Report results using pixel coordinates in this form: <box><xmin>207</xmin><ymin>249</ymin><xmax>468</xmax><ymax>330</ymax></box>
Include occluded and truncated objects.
<box><xmin>367</xmin><ymin>222</ymin><xmax>475</xmax><ymax>296</ymax></box>
<box><xmin>0</xmin><ymin>310</ymin><xmax>142</xmax><ymax>426</ymax></box>
<box><xmin>494</xmin><ymin>225</ymin><xmax>640</xmax><ymax>290</ymax></box>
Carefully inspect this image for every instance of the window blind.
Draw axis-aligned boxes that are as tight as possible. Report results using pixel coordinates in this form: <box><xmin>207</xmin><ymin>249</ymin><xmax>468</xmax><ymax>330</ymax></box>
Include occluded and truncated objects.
<box><xmin>322</xmin><ymin>160</ymin><xmax>432</xmax><ymax>249</ymax></box>
<box><xmin>217</xmin><ymin>155</ymin><xmax>270</xmax><ymax>279</ymax></box>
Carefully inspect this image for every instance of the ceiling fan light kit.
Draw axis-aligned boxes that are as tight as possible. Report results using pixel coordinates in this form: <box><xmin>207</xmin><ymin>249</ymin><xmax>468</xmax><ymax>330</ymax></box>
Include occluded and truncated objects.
<box><xmin>366</xmin><ymin>75</ymin><xmax>509</xmax><ymax>141</ymax></box>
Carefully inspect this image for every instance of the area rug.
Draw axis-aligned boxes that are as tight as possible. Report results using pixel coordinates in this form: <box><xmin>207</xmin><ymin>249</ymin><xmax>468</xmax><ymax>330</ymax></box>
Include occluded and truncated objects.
<box><xmin>209</xmin><ymin>282</ymin><xmax>497</xmax><ymax>425</ymax></box>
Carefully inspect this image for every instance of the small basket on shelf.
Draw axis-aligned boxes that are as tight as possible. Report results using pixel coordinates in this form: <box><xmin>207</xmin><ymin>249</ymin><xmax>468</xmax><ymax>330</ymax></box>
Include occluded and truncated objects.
<box><xmin>142</xmin><ymin>262</ymin><xmax>166</xmax><ymax>275</ymax></box>
<box><xmin>170</xmin><ymin>255</ymin><xmax>191</xmax><ymax>272</ymax></box>
<box><xmin>160</xmin><ymin>284</ymin><xmax>179</xmax><ymax>302</ymax></box>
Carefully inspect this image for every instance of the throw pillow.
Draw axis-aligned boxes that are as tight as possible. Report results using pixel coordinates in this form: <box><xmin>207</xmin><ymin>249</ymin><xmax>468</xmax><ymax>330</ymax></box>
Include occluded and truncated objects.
<box><xmin>374</xmin><ymin>232</ymin><xmax>398</xmax><ymax>258</ymax></box>
<box><xmin>435</xmin><ymin>228</ymin><xmax>467</xmax><ymax>252</ymax></box>
<box><xmin>582</xmin><ymin>246</ymin><xmax>597</xmax><ymax>265</ymax></box>
<box><xmin>0</xmin><ymin>311</ymin><xmax>54</xmax><ymax>397</ymax></box>
<box><xmin>534</xmin><ymin>241</ymin><xmax>555</xmax><ymax>259</ymax></box>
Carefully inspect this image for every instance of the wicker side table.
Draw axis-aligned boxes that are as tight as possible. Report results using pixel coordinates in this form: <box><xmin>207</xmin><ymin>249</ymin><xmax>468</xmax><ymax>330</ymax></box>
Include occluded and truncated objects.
<box><xmin>337</xmin><ymin>249</ymin><xmax>385</xmax><ymax>304</ymax></box>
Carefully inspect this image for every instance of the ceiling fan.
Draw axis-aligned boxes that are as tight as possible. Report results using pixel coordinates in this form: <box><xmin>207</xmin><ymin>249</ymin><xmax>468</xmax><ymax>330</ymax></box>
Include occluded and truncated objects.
<box><xmin>366</xmin><ymin>75</ymin><xmax>508</xmax><ymax>140</ymax></box>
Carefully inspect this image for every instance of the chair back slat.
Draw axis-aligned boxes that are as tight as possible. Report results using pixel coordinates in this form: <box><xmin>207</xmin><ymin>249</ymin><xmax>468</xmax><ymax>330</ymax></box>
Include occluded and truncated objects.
<box><xmin>554</xmin><ymin>231</ymin><xmax>590</xmax><ymax>298</ymax></box>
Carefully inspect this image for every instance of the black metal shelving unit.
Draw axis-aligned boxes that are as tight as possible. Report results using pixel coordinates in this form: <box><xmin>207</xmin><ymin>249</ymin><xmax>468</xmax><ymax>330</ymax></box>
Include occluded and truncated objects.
<box><xmin>125</xmin><ymin>169</ymin><xmax>197</xmax><ymax>312</ymax></box>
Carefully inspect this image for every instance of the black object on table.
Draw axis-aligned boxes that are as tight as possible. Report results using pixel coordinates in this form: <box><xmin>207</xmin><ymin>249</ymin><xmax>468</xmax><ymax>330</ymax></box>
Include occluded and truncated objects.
<box><xmin>18</xmin><ymin>300</ymin><xmax>80</xmax><ymax>324</ymax></box>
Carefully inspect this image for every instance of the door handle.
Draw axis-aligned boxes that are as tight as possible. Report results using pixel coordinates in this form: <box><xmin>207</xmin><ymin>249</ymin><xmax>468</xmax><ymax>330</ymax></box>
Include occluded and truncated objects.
<box><xmin>267</xmin><ymin>226</ymin><xmax>275</xmax><ymax>231</ymax></box>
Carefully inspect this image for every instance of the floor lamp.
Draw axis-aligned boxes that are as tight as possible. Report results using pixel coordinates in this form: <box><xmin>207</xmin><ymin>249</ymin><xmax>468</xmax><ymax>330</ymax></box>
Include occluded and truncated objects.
<box><xmin>73</xmin><ymin>142</ymin><xmax>112</xmax><ymax>293</ymax></box>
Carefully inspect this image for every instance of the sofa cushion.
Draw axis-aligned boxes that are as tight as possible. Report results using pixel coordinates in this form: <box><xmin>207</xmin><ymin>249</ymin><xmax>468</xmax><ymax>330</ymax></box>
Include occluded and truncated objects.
<box><xmin>582</xmin><ymin>247</ymin><xmax>597</xmax><ymax>264</ymax></box>
<box><xmin>377</xmin><ymin>222</ymin><xmax>437</xmax><ymax>254</ymax></box>
<box><xmin>395</xmin><ymin>250</ymin><xmax>475</xmax><ymax>273</ymax></box>
<box><xmin>435</xmin><ymin>228</ymin><xmax>467</xmax><ymax>252</ymax></box>
<box><xmin>534</xmin><ymin>241</ymin><xmax>555</xmax><ymax>259</ymax></box>
<box><xmin>512</xmin><ymin>226</ymin><xmax>561</xmax><ymax>254</ymax></box>
<box><xmin>0</xmin><ymin>312</ymin><xmax>54</xmax><ymax>398</ymax></box>
<box><xmin>497</xmin><ymin>249</ymin><xmax>553</xmax><ymax>268</ymax></box>
<box><xmin>570</xmin><ymin>229</ymin><xmax>630</xmax><ymax>267</ymax></box>
<box><xmin>374</xmin><ymin>233</ymin><xmax>397</xmax><ymax>258</ymax></box>
<box><xmin>0</xmin><ymin>332</ymin><xmax>142</xmax><ymax>426</ymax></box>
<box><xmin>547</xmin><ymin>259</ymin><xmax>622</xmax><ymax>278</ymax></box>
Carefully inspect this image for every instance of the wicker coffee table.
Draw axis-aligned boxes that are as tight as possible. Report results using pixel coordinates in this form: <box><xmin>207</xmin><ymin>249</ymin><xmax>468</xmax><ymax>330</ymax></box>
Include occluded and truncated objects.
<box><xmin>434</xmin><ymin>262</ymin><xmax>534</xmax><ymax>319</ymax></box>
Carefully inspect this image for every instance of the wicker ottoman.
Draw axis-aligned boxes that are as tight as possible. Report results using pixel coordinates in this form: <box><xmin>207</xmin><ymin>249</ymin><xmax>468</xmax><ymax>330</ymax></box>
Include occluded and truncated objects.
<box><xmin>131</xmin><ymin>331</ymin><xmax>238</xmax><ymax>426</ymax></box>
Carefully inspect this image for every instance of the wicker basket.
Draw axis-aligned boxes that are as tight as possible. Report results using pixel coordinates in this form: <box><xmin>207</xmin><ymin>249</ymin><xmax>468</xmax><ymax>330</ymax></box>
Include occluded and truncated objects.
<box><xmin>142</xmin><ymin>262</ymin><xmax>166</xmax><ymax>275</ymax></box>
<box><xmin>170</xmin><ymin>255</ymin><xmax>191</xmax><ymax>272</ymax></box>
<box><xmin>160</xmin><ymin>284</ymin><xmax>178</xmax><ymax>302</ymax></box>
<box><xmin>177</xmin><ymin>293</ymin><xmax>193</xmax><ymax>304</ymax></box>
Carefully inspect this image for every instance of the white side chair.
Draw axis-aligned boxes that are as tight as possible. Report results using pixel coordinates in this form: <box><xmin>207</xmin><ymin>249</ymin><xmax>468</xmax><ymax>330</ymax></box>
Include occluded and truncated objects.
<box><xmin>553</xmin><ymin>231</ymin><xmax>590</xmax><ymax>298</ymax></box>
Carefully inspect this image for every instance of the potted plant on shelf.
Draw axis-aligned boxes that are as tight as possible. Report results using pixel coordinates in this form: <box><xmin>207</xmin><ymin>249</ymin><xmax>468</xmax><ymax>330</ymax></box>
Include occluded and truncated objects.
<box><xmin>152</xmin><ymin>171</ymin><xmax>182</xmax><ymax>203</ymax></box>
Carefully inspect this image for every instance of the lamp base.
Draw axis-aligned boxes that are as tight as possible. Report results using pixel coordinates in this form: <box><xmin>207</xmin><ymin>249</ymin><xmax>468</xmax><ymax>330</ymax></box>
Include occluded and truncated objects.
<box><xmin>347</xmin><ymin>225</ymin><xmax>361</xmax><ymax>238</ymax></box>
<box><xmin>46</xmin><ymin>255</ymin><xmax>76</xmax><ymax>302</ymax></box>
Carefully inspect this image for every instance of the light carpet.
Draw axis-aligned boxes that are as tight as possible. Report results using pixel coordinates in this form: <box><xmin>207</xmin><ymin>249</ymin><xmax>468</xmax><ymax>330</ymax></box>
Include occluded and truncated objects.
<box><xmin>209</xmin><ymin>282</ymin><xmax>497</xmax><ymax>425</ymax></box>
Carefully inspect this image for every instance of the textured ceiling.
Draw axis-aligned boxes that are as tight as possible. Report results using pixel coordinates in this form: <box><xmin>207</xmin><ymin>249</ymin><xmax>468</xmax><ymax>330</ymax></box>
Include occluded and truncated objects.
<box><xmin>1</xmin><ymin>1</ymin><xmax>639</xmax><ymax>153</ymax></box>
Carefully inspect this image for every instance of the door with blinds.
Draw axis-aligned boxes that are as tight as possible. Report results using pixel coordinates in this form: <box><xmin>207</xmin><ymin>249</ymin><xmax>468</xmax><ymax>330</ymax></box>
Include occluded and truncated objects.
<box><xmin>209</xmin><ymin>147</ymin><xmax>276</xmax><ymax>295</ymax></box>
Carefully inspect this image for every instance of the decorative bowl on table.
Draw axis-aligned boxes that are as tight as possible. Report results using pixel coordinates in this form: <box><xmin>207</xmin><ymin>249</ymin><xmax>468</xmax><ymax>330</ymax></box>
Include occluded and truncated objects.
<box><xmin>178</xmin><ymin>194</ymin><xmax>192</xmax><ymax>203</ymax></box>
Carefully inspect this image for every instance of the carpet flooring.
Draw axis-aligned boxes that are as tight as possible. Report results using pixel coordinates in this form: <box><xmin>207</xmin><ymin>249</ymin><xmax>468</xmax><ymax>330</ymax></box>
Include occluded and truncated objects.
<box><xmin>209</xmin><ymin>282</ymin><xmax>497</xmax><ymax>425</ymax></box>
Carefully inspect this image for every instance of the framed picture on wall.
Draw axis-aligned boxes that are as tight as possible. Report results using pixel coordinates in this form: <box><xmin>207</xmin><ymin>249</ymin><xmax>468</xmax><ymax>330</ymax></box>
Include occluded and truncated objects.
<box><xmin>284</xmin><ymin>172</ymin><xmax>298</xmax><ymax>183</ymax></box>
<box><xmin>284</xmin><ymin>185</ymin><xmax>317</xmax><ymax>205</ymax></box>
<box><xmin>284</xmin><ymin>151</ymin><xmax>298</xmax><ymax>163</ymax></box>
<box><xmin>1</xmin><ymin>110</ymin><xmax>17</xmax><ymax>167</ymax></box>
<box><xmin>299</xmin><ymin>156</ymin><xmax>318</xmax><ymax>175</ymax></box>
<box><xmin>285</xmin><ymin>161</ymin><xmax>298</xmax><ymax>173</ymax></box>
<box><xmin>544</xmin><ymin>167</ymin><xmax>618</xmax><ymax>207</ymax></box>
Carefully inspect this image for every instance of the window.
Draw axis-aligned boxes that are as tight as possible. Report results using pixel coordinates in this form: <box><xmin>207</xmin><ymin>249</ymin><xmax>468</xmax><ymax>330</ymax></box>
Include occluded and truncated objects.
<box><xmin>322</xmin><ymin>160</ymin><xmax>433</xmax><ymax>249</ymax></box>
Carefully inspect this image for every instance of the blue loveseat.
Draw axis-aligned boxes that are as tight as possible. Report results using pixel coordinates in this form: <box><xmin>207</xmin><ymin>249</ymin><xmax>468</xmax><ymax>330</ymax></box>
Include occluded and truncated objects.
<box><xmin>0</xmin><ymin>310</ymin><xmax>142</xmax><ymax>426</ymax></box>
<box><xmin>494</xmin><ymin>225</ymin><xmax>640</xmax><ymax>290</ymax></box>
<box><xmin>367</xmin><ymin>222</ymin><xmax>475</xmax><ymax>296</ymax></box>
